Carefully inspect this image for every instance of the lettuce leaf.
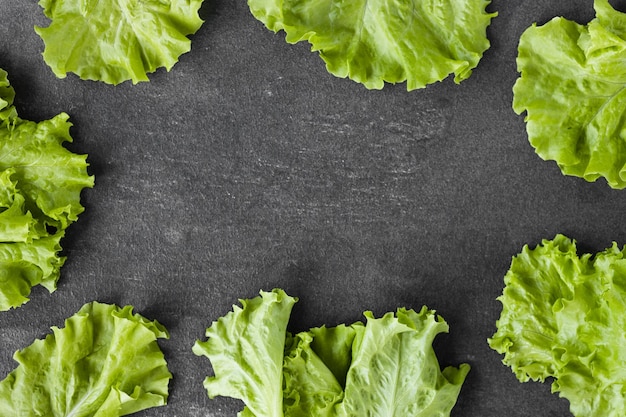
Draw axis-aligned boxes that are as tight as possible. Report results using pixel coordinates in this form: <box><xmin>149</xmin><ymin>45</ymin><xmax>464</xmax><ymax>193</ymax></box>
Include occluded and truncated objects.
<box><xmin>0</xmin><ymin>69</ymin><xmax>16</xmax><ymax>122</ymax></box>
<box><xmin>0</xmin><ymin>233</ymin><xmax>65</xmax><ymax>310</ymax></box>
<box><xmin>247</xmin><ymin>0</ymin><xmax>496</xmax><ymax>90</ymax></box>
<box><xmin>192</xmin><ymin>289</ymin><xmax>298</xmax><ymax>417</ymax></box>
<box><xmin>513</xmin><ymin>0</ymin><xmax>626</xmax><ymax>188</ymax></box>
<box><xmin>0</xmin><ymin>69</ymin><xmax>93</xmax><ymax>310</ymax></box>
<box><xmin>305</xmin><ymin>324</ymin><xmax>357</xmax><ymax>389</ymax></box>
<box><xmin>0</xmin><ymin>301</ymin><xmax>172</xmax><ymax>416</ymax></box>
<box><xmin>282</xmin><ymin>328</ymin><xmax>350</xmax><ymax>417</ymax></box>
<box><xmin>35</xmin><ymin>0</ymin><xmax>205</xmax><ymax>84</ymax></box>
<box><xmin>0</xmin><ymin>169</ymin><xmax>39</xmax><ymax>243</ymax></box>
<box><xmin>0</xmin><ymin>113</ymin><xmax>94</xmax><ymax>230</ymax></box>
<box><xmin>337</xmin><ymin>308</ymin><xmax>470</xmax><ymax>417</ymax></box>
<box><xmin>193</xmin><ymin>289</ymin><xmax>469</xmax><ymax>417</ymax></box>
<box><xmin>489</xmin><ymin>234</ymin><xmax>626</xmax><ymax>417</ymax></box>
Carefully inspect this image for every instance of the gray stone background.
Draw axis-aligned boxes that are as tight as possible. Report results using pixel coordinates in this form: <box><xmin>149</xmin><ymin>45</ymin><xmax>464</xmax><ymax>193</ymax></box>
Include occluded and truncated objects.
<box><xmin>1</xmin><ymin>0</ymin><xmax>625</xmax><ymax>416</ymax></box>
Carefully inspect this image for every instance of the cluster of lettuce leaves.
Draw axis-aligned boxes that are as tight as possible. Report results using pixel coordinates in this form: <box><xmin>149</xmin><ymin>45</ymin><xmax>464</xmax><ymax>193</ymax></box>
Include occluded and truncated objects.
<box><xmin>489</xmin><ymin>234</ymin><xmax>626</xmax><ymax>417</ymax></box>
<box><xmin>35</xmin><ymin>0</ymin><xmax>205</xmax><ymax>84</ymax></box>
<box><xmin>193</xmin><ymin>288</ymin><xmax>470</xmax><ymax>417</ymax></box>
<box><xmin>0</xmin><ymin>301</ymin><xmax>171</xmax><ymax>416</ymax></box>
<box><xmin>513</xmin><ymin>0</ymin><xmax>626</xmax><ymax>189</ymax></box>
<box><xmin>32</xmin><ymin>0</ymin><xmax>497</xmax><ymax>88</ymax></box>
<box><xmin>0</xmin><ymin>68</ymin><xmax>94</xmax><ymax>311</ymax></box>
<box><xmin>247</xmin><ymin>0</ymin><xmax>496</xmax><ymax>90</ymax></box>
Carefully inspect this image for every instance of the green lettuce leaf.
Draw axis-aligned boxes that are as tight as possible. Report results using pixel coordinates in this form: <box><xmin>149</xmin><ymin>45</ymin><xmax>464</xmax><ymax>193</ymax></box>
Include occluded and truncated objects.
<box><xmin>0</xmin><ymin>69</ymin><xmax>17</xmax><ymax>123</ymax></box>
<box><xmin>0</xmin><ymin>113</ymin><xmax>94</xmax><ymax>231</ymax></box>
<box><xmin>247</xmin><ymin>0</ymin><xmax>496</xmax><ymax>90</ymax></box>
<box><xmin>306</xmin><ymin>324</ymin><xmax>358</xmax><ymax>389</ymax></box>
<box><xmin>193</xmin><ymin>289</ymin><xmax>469</xmax><ymax>417</ymax></box>
<box><xmin>513</xmin><ymin>0</ymin><xmax>626</xmax><ymax>189</ymax></box>
<box><xmin>192</xmin><ymin>289</ymin><xmax>298</xmax><ymax>417</ymax></box>
<box><xmin>0</xmin><ymin>301</ymin><xmax>172</xmax><ymax>416</ymax></box>
<box><xmin>0</xmin><ymin>69</ymin><xmax>93</xmax><ymax>310</ymax></box>
<box><xmin>0</xmin><ymin>233</ymin><xmax>65</xmax><ymax>310</ymax></box>
<box><xmin>35</xmin><ymin>0</ymin><xmax>205</xmax><ymax>85</ymax></box>
<box><xmin>0</xmin><ymin>169</ymin><xmax>39</xmax><ymax>243</ymax></box>
<box><xmin>337</xmin><ymin>308</ymin><xmax>470</xmax><ymax>417</ymax></box>
<box><xmin>489</xmin><ymin>234</ymin><xmax>626</xmax><ymax>417</ymax></box>
<box><xmin>283</xmin><ymin>330</ymin><xmax>346</xmax><ymax>417</ymax></box>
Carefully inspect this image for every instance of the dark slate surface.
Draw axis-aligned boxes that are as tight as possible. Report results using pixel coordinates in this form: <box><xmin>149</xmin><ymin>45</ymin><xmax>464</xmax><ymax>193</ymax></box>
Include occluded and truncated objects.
<box><xmin>1</xmin><ymin>1</ymin><xmax>625</xmax><ymax>416</ymax></box>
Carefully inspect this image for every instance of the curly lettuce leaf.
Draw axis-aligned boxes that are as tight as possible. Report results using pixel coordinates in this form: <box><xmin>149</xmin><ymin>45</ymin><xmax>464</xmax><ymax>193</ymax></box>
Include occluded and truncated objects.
<box><xmin>192</xmin><ymin>289</ymin><xmax>298</xmax><ymax>417</ymax></box>
<box><xmin>194</xmin><ymin>289</ymin><xmax>469</xmax><ymax>417</ymax></box>
<box><xmin>284</xmin><ymin>308</ymin><xmax>470</xmax><ymax>417</ymax></box>
<box><xmin>489</xmin><ymin>234</ymin><xmax>626</xmax><ymax>417</ymax></box>
<box><xmin>283</xmin><ymin>330</ymin><xmax>346</xmax><ymax>417</ymax></box>
<box><xmin>0</xmin><ymin>69</ymin><xmax>16</xmax><ymax>123</ymax></box>
<box><xmin>247</xmin><ymin>0</ymin><xmax>496</xmax><ymax>90</ymax></box>
<box><xmin>35</xmin><ymin>0</ymin><xmax>205</xmax><ymax>85</ymax></box>
<box><xmin>0</xmin><ymin>233</ymin><xmax>65</xmax><ymax>310</ymax></box>
<box><xmin>0</xmin><ymin>113</ymin><xmax>94</xmax><ymax>231</ymax></box>
<box><xmin>337</xmin><ymin>308</ymin><xmax>470</xmax><ymax>417</ymax></box>
<box><xmin>0</xmin><ymin>169</ymin><xmax>39</xmax><ymax>243</ymax></box>
<box><xmin>0</xmin><ymin>301</ymin><xmax>172</xmax><ymax>416</ymax></box>
<box><xmin>0</xmin><ymin>69</ymin><xmax>93</xmax><ymax>310</ymax></box>
<box><xmin>513</xmin><ymin>0</ymin><xmax>626</xmax><ymax>189</ymax></box>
